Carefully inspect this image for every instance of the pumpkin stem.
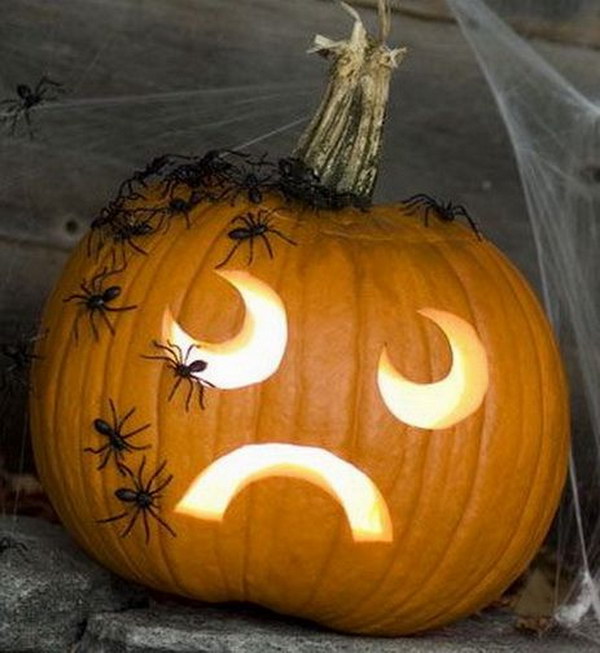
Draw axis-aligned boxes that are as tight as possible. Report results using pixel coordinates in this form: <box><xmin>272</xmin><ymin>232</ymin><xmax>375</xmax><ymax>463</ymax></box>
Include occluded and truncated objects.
<box><xmin>293</xmin><ymin>1</ymin><xmax>406</xmax><ymax>202</ymax></box>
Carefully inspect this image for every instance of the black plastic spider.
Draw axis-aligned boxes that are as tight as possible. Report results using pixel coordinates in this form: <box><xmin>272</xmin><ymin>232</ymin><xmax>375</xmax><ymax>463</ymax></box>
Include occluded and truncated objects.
<box><xmin>401</xmin><ymin>194</ymin><xmax>483</xmax><ymax>239</ymax></box>
<box><xmin>63</xmin><ymin>266</ymin><xmax>137</xmax><ymax>341</ymax></box>
<box><xmin>97</xmin><ymin>458</ymin><xmax>175</xmax><ymax>544</ymax></box>
<box><xmin>142</xmin><ymin>340</ymin><xmax>214</xmax><ymax>411</ymax></box>
<box><xmin>0</xmin><ymin>76</ymin><xmax>64</xmax><ymax>138</ymax></box>
<box><xmin>160</xmin><ymin>149</ymin><xmax>239</xmax><ymax>199</ymax></box>
<box><xmin>0</xmin><ymin>535</ymin><xmax>28</xmax><ymax>560</ymax></box>
<box><xmin>108</xmin><ymin>212</ymin><xmax>157</xmax><ymax>263</ymax></box>
<box><xmin>118</xmin><ymin>154</ymin><xmax>194</xmax><ymax>200</ymax></box>
<box><xmin>0</xmin><ymin>330</ymin><xmax>46</xmax><ymax>392</ymax></box>
<box><xmin>225</xmin><ymin>153</ymin><xmax>275</xmax><ymax>204</ymax></box>
<box><xmin>153</xmin><ymin>194</ymin><xmax>202</xmax><ymax>231</ymax></box>
<box><xmin>216</xmin><ymin>208</ymin><xmax>297</xmax><ymax>269</ymax></box>
<box><xmin>276</xmin><ymin>157</ymin><xmax>370</xmax><ymax>211</ymax></box>
<box><xmin>84</xmin><ymin>399</ymin><xmax>150</xmax><ymax>471</ymax></box>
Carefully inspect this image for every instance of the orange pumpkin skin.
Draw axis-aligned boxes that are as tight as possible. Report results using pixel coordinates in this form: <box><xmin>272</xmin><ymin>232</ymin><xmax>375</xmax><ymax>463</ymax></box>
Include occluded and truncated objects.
<box><xmin>30</xmin><ymin>195</ymin><xmax>569</xmax><ymax>636</ymax></box>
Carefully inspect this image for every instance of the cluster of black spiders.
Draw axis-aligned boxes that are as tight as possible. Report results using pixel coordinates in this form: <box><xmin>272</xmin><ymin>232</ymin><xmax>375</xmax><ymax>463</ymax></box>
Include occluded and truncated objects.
<box><xmin>86</xmin><ymin>398</ymin><xmax>176</xmax><ymax>544</ymax></box>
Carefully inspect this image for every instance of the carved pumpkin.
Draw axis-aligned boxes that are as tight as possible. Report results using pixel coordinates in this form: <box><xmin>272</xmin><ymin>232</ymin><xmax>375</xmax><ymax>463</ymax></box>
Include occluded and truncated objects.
<box><xmin>29</xmin><ymin>3</ymin><xmax>569</xmax><ymax>637</ymax></box>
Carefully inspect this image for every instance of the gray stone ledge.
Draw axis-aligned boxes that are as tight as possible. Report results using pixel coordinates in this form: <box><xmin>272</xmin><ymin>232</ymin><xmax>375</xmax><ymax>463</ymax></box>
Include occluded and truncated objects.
<box><xmin>1</xmin><ymin>516</ymin><xmax>597</xmax><ymax>652</ymax></box>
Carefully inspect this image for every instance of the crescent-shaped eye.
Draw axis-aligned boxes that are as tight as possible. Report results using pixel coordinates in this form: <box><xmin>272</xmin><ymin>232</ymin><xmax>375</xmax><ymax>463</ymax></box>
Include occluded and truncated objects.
<box><xmin>377</xmin><ymin>309</ymin><xmax>489</xmax><ymax>430</ymax></box>
<box><xmin>163</xmin><ymin>270</ymin><xmax>287</xmax><ymax>389</ymax></box>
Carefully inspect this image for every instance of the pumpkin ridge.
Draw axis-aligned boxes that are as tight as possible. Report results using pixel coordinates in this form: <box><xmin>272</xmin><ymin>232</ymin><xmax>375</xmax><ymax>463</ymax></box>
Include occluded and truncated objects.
<box><xmin>334</xmin><ymin>236</ymin><xmax>488</xmax><ymax>629</ymax></box>
<box><xmin>241</xmin><ymin>223</ymin><xmax>295</xmax><ymax>605</ymax></box>
<box><xmin>293</xmin><ymin>239</ymin><xmax>366</xmax><ymax>615</ymax></box>
<box><xmin>160</xmin><ymin>202</ymin><xmax>238</xmax><ymax>597</ymax></box>
<box><xmin>321</xmin><ymin>236</ymin><xmax>456</xmax><ymax>626</ymax></box>
<box><xmin>101</xmin><ymin>219</ymin><xmax>195</xmax><ymax>587</ymax></box>
<box><xmin>401</xmin><ymin>241</ymin><xmax>552</xmax><ymax>632</ymax></box>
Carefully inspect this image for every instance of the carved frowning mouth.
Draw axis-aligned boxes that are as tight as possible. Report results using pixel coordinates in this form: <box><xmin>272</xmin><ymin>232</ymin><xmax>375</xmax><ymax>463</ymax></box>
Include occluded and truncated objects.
<box><xmin>175</xmin><ymin>443</ymin><xmax>393</xmax><ymax>543</ymax></box>
<box><xmin>165</xmin><ymin>270</ymin><xmax>489</xmax><ymax>545</ymax></box>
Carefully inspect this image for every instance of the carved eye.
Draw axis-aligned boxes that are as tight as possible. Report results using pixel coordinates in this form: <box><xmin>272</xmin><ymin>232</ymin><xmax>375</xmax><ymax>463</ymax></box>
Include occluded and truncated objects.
<box><xmin>163</xmin><ymin>270</ymin><xmax>287</xmax><ymax>389</ymax></box>
<box><xmin>377</xmin><ymin>309</ymin><xmax>489</xmax><ymax>429</ymax></box>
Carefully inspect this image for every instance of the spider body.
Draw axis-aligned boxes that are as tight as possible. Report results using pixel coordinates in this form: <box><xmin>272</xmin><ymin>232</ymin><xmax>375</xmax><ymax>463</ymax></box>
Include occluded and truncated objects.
<box><xmin>63</xmin><ymin>267</ymin><xmax>137</xmax><ymax>341</ymax></box>
<box><xmin>276</xmin><ymin>157</ymin><xmax>369</xmax><ymax>211</ymax></box>
<box><xmin>98</xmin><ymin>458</ymin><xmax>175</xmax><ymax>543</ymax></box>
<box><xmin>0</xmin><ymin>536</ymin><xmax>28</xmax><ymax>560</ymax></box>
<box><xmin>85</xmin><ymin>399</ymin><xmax>150</xmax><ymax>471</ymax></box>
<box><xmin>153</xmin><ymin>194</ymin><xmax>202</xmax><ymax>231</ymax></box>
<box><xmin>119</xmin><ymin>154</ymin><xmax>192</xmax><ymax>199</ymax></box>
<box><xmin>108</xmin><ymin>213</ymin><xmax>157</xmax><ymax>263</ymax></box>
<box><xmin>402</xmin><ymin>194</ymin><xmax>483</xmax><ymax>239</ymax></box>
<box><xmin>216</xmin><ymin>209</ymin><xmax>297</xmax><ymax>268</ymax></box>
<box><xmin>0</xmin><ymin>331</ymin><xmax>45</xmax><ymax>391</ymax></box>
<box><xmin>0</xmin><ymin>76</ymin><xmax>63</xmax><ymax>138</ymax></box>
<box><xmin>142</xmin><ymin>341</ymin><xmax>214</xmax><ymax>411</ymax></box>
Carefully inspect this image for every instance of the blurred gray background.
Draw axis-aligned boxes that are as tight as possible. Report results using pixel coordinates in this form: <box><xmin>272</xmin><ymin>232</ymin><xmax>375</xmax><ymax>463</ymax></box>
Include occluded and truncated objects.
<box><xmin>0</xmin><ymin>0</ymin><xmax>599</xmax><ymax>471</ymax></box>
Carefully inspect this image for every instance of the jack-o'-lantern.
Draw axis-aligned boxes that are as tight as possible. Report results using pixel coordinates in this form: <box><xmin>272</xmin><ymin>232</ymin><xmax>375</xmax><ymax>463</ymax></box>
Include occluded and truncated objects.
<box><xmin>30</xmin><ymin>2</ymin><xmax>569</xmax><ymax>636</ymax></box>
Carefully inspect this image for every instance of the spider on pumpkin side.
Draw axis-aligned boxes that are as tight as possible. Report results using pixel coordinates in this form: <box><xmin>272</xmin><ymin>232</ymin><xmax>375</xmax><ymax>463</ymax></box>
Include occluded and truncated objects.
<box><xmin>0</xmin><ymin>76</ymin><xmax>65</xmax><ymax>139</ymax></box>
<box><xmin>85</xmin><ymin>399</ymin><xmax>151</xmax><ymax>472</ymax></box>
<box><xmin>216</xmin><ymin>208</ymin><xmax>297</xmax><ymax>269</ymax></box>
<box><xmin>401</xmin><ymin>194</ymin><xmax>484</xmax><ymax>239</ymax></box>
<box><xmin>97</xmin><ymin>458</ymin><xmax>176</xmax><ymax>544</ymax></box>
<box><xmin>142</xmin><ymin>340</ymin><xmax>215</xmax><ymax>411</ymax></box>
<box><xmin>63</xmin><ymin>266</ymin><xmax>137</xmax><ymax>341</ymax></box>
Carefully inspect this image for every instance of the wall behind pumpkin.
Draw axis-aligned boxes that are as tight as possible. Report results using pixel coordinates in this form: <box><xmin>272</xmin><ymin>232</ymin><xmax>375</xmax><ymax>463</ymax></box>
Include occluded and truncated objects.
<box><xmin>0</xmin><ymin>0</ymin><xmax>598</xmax><ymax>474</ymax></box>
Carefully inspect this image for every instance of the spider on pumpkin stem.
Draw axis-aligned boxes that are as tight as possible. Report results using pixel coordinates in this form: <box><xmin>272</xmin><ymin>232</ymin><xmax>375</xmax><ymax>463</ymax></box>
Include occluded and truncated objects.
<box><xmin>85</xmin><ymin>399</ymin><xmax>151</xmax><ymax>471</ymax></box>
<box><xmin>401</xmin><ymin>194</ymin><xmax>483</xmax><ymax>239</ymax></box>
<box><xmin>216</xmin><ymin>208</ymin><xmax>297</xmax><ymax>269</ymax></box>
<box><xmin>63</xmin><ymin>266</ymin><xmax>137</xmax><ymax>341</ymax></box>
<box><xmin>142</xmin><ymin>340</ymin><xmax>215</xmax><ymax>411</ymax></box>
<box><xmin>97</xmin><ymin>458</ymin><xmax>176</xmax><ymax>544</ymax></box>
<box><xmin>0</xmin><ymin>76</ymin><xmax>64</xmax><ymax>139</ymax></box>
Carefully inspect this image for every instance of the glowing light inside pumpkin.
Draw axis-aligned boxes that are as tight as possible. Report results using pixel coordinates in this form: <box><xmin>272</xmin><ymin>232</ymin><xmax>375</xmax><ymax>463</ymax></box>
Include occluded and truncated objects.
<box><xmin>175</xmin><ymin>443</ymin><xmax>393</xmax><ymax>543</ymax></box>
<box><xmin>378</xmin><ymin>308</ymin><xmax>489</xmax><ymax>429</ymax></box>
<box><xmin>163</xmin><ymin>270</ymin><xmax>287</xmax><ymax>389</ymax></box>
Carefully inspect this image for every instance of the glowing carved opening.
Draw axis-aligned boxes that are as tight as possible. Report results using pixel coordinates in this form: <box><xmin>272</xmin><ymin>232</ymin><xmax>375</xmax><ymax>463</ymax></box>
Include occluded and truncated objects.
<box><xmin>175</xmin><ymin>443</ymin><xmax>393</xmax><ymax>543</ymax></box>
<box><xmin>163</xmin><ymin>270</ymin><xmax>287</xmax><ymax>389</ymax></box>
<box><xmin>378</xmin><ymin>308</ymin><xmax>489</xmax><ymax>429</ymax></box>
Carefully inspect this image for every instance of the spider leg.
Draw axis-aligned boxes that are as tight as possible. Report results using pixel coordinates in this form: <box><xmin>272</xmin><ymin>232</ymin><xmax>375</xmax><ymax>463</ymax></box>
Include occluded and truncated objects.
<box><xmin>9</xmin><ymin>109</ymin><xmax>21</xmax><ymax>136</ymax></box>
<box><xmin>89</xmin><ymin>267</ymin><xmax>109</xmax><ymax>291</ymax></box>
<box><xmin>147</xmin><ymin>505</ymin><xmax>177</xmax><ymax>538</ymax></box>
<box><xmin>98</xmin><ymin>308</ymin><xmax>116</xmax><ymax>336</ymax></box>
<box><xmin>259</xmin><ymin>233</ymin><xmax>274</xmax><ymax>259</ymax></box>
<box><xmin>269</xmin><ymin>228</ymin><xmax>297</xmax><ymax>246</ymax></box>
<box><xmin>23</xmin><ymin>109</ymin><xmax>34</xmax><ymax>141</ymax></box>
<box><xmin>145</xmin><ymin>460</ymin><xmax>168</xmax><ymax>491</ymax></box>
<box><xmin>97</xmin><ymin>511</ymin><xmax>129</xmax><ymax>524</ymax></box>
<box><xmin>197</xmin><ymin>382</ymin><xmax>206</xmax><ymax>410</ymax></box>
<box><xmin>84</xmin><ymin>443</ymin><xmax>110</xmax><ymax>455</ymax></box>
<box><xmin>184</xmin><ymin>377</ymin><xmax>194</xmax><ymax>411</ymax></box>
<box><xmin>118</xmin><ymin>405</ymin><xmax>136</xmax><ymax>430</ymax></box>
<box><xmin>126</xmin><ymin>237</ymin><xmax>148</xmax><ymax>257</ymax></box>
<box><xmin>168</xmin><ymin>376</ymin><xmax>183</xmax><ymax>402</ymax></box>
<box><xmin>246</xmin><ymin>237</ymin><xmax>255</xmax><ymax>266</ymax></box>
<box><xmin>121</xmin><ymin>423</ymin><xmax>150</xmax><ymax>439</ymax></box>
<box><xmin>141</xmin><ymin>509</ymin><xmax>151</xmax><ymax>544</ymax></box>
<box><xmin>120</xmin><ymin>507</ymin><xmax>141</xmax><ymax>539</ymax></box>
<box><xmin>151</xmin><ymin>473</ymin><xmax>173</xmax><ymax>495</ymax></box>
<box><xmin>142</xmin><ymin>354</ymin><xmax>176</xmax><ymax>366</ymax></box>
<box><xmin>168</xmin><ymin>341</ymin><xmax>184</xmax><ymax>363</ymax></box>
<box><xmin>63</xmin><ymin>293</ymin><xmax>88</xmax><ymax>303</ymax></box>
<box><xmin>96</xmin><ymin>448</ymin><xmax>114</xmax><ymax>471</ymax></box>
<box><xmin>215</xmin><ymin>241</ymin><xmax>242</xmax><ymax>269</ymax></box>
